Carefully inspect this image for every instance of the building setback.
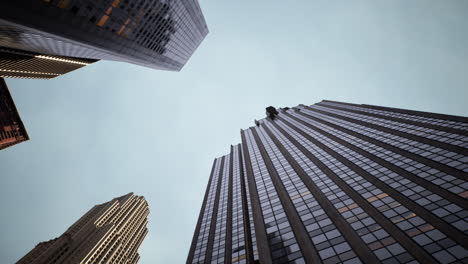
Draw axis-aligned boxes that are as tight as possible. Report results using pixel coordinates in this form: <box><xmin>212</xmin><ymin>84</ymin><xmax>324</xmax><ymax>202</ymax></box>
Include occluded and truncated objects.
<box><xmin>0</xmin><ymin>47</ymin><xmax>97</xmax><ymax>79</ymax></box>
<box><xmin>187</xmin><ymin>100</ymin><xmax>468</xmax><ymax>264</ymax></box>
<box><xmin>17</xmin><ymin>193</ymin><xmax>149</xmax><ymax>264</ymax></box>
<box><xmin>0</xmin><ymin>77</ymin><xmax>28</xmax><ymax>150</ymax></box>
<box><xmin>0</xmin><ymin>0</ymin><xmax>208</xmax><ymax>71</ymax></box>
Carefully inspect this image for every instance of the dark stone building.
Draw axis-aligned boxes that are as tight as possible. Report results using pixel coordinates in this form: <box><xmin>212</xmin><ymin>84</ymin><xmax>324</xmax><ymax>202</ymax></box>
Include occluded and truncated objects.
<box><xmin>187</xmin><ymin>100</ymin><xmax>468</xmax><ymax>264</ymax></box>
<box><xmin>0</xmin><ymin>0</ymin><xmax>208</xmax><ymax>71</ymax></box>
<box><xmin>0</xmin><ymin>77</ymin><xmax>28</xmax><ymax>150</ymax></box>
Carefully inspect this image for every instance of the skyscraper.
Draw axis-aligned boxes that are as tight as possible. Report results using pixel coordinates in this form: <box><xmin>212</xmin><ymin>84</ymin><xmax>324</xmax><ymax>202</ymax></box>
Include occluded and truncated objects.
<box><xmin>0</xmin><ymin>47</ymin><xmax>97</xmax><ymax>79</ymax></box>
<box><xmin>0</xmin><ymin>0</ymin><xmax>208</xmax><ymax>71</ymax></box>
<box><xmin>0</xmin><ymin>77</ymin><xmax>28</xmax><ymax>150</ymax></box>
<box><xmin>17</xmin><ymin>193</ymin><xmax>149</xmax><ymax>264</ymax></box>
<box><xmin>187</xmin><ymin>100</ymin><xmax>468</xmax><ymax>264</ymax></box>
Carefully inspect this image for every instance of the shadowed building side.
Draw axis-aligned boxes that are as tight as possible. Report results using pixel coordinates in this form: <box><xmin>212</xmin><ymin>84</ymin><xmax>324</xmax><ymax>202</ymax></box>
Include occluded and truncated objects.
<box><xmin>0</xmin><ymin>77</ymin><xmax>28</xmax><ymax>150</ymax></box>
<box><xmin>0</xmin><ymin>47</ymin><xmax>97</xmax><ymax>79</ymax></box>
<box><xmin>16</xmin><ymin>193</ymin><xmax>149</xmax><ymax>264</ymax></box>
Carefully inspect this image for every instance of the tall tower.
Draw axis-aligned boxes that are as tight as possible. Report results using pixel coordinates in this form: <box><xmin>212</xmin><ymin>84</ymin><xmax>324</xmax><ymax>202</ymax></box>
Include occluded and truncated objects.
<box><xmin>0</xmin><ymin>77</ymin><xmax>28</xmax><ymax>150</ymax></box>
<box><xmin>187</xmin><ymin>100</ymin><xmax>468</xmax><ymax>264</ymax></box>
<box><xmin>0</xmin><ymin>0</ymin><xmax>208</xmax><ymax>71</ymax></box>
<box><xmin>17</xmin><ymin>193</ymin><xmax>150</xmax><ymax>264</ymax></box>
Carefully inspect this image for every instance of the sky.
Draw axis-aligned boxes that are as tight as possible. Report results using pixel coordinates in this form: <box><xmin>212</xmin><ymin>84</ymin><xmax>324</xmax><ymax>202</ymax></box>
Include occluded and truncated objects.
<box><xmin>1</xmin><ymin>0</ymin><xmax>468</xmax><ymax>263</ymax></box>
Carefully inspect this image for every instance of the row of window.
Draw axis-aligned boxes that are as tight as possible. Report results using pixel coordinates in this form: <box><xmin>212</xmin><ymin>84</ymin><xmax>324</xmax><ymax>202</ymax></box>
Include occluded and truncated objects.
<box><xmin>192</xmin><ymin>159</ymin><xmax>222</xmax><ymax>263</ymax></box>
<box><xmin>245</xmin><ymin>129</ymin><xmax>303</xmax><ymax>264</ymax></box>
<box><xmin>281</xmin><ymin>111</ymin><xmax>467</xmax><ymax>263</ymax></box>
<box><xmin>315</xmin><ymin>104</ymin><xmax>468</xmax><ymax>147</ymax></box>
<box><xmin>300</xmin><ymin>107</ymin><xmax>468</xmax><ymax>173</ymax></box>
<box><xmin>319</xmin><ymin>101</ymin><xmax>468</xmax><ymax>131</ymax></box>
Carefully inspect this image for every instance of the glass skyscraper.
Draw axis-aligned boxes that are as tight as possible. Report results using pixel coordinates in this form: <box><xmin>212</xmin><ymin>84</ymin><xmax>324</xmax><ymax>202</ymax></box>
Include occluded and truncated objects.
<box><xmin>0</xmin><ymin>0</ymin><xmax>208</xmax><ymax>148</ymax></box>
<box><xmin>16</xmin><ymin>193</ymin><xmax>149</xmax><ymax>264</ymax></box>
<box><xmin>0</xmin><ymin>0</ymin><xmax>208</xmax><ymax>71</ymax></box>
<box><xmin>187</xmin><ymin>100</ymin><xmax>468</xmax><ymax>264</ymax></box>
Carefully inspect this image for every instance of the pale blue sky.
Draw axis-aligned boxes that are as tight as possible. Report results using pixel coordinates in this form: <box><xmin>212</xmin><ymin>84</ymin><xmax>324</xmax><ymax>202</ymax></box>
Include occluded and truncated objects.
<box><xmin>1</xmin><ymin>1</ymin><xmax>468</xmax><ymax>263</ymax></box>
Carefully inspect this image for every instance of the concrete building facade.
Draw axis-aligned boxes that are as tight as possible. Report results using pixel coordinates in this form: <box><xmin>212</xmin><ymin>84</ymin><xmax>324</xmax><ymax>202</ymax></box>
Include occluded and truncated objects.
<box><xmin>17</xmin><ymin>193</ymin><xmax>149</xmax><ymax>264</ymax></box>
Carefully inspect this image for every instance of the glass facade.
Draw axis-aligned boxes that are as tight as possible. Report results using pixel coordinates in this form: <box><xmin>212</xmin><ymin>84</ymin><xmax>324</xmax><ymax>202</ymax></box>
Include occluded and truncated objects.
<box><xmin>187</xmin><ymin>100</ymin><xmax>468</xmax><ymax>264</ymax></box>
<box><xmin>0</xmin><ymin>0</ymin><xmax>208</xmax><ymax>71</ymax></box>
<box><xmin>191</xmin><ymin>158</ymin><xmax>223</xmax><ymax>263</ymax></box>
